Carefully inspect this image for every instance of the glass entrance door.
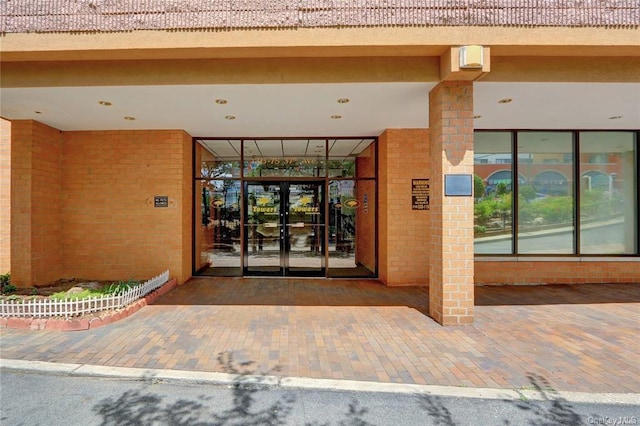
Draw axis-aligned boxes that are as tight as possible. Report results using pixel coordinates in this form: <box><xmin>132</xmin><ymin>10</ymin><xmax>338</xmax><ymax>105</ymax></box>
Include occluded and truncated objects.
<box><xmin>244</xmin><ymin>181</ymin><xmax>325</xmax><ymax>276</ymax></box>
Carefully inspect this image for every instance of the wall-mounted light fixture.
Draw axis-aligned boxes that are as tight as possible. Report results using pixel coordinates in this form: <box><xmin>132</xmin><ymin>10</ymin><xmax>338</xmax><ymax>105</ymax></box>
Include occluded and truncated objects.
<box><xmin>459</xmin><ymin>45</ymin><xmax>484</xmax><ymax>69</ymax></box>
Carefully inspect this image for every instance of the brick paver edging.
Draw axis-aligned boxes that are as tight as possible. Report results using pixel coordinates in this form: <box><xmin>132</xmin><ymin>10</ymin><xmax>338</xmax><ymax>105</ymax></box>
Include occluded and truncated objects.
<box><xmin>0</xmin><ymin>278</ymin><xmax>177</xmax><ymax>332</ymax></box>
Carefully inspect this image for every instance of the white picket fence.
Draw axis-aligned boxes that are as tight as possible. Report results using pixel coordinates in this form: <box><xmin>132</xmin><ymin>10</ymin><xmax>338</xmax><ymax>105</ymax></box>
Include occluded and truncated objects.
<box><xmin>0</xmin><ymin>270</ymin><xmax>170</xmax><ymax>319</ymax></box>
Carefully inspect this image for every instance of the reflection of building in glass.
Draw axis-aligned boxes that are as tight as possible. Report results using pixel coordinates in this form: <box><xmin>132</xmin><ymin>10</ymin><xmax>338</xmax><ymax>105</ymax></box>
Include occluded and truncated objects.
<box><xmin>474</xmin><ymin>131</ymin><xmax>636</xmax><ymax>257</ymax></box>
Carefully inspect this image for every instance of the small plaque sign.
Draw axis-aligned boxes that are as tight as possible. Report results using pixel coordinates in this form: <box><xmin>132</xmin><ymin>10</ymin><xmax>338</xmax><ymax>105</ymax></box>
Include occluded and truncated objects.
<box><xmin>445</xmin><ymin>174</ymin><xmax>473</xmax><ymax>197</ymax></box>
<box><xmin>154</xmin><ymin>196</ymin><xmax>169</xmax><ymax>208</ymax></box>
<box><xmin>344</xmin><ymin>199</ymin><xmax>361</xmax><ymax>208</ymax></box>
<box><xmin>412</xmin><ymin>179</ymin><xmax>430</xmax><ymax>210</ymax></box>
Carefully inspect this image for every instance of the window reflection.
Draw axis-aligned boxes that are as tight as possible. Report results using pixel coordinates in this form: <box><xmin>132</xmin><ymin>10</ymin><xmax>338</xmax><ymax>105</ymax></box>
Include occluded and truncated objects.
<box><xmin>473</xmin><ymin>132</ymin><xmax>514</xmax><ymax>254</ymax></box>
<box><xmin>579</xmin><ymin>132</ymin><xmax>636</xmax><ymax>254</ymax></box>
<box><xmin>474</xmin><ymin>130</ymin><xmax>638</xmax><ymax>256</ymax></box>
<box><xmin>517</xmin><ymin>132</ymin><xmax>574</xmax><ymax>254</ymax></box>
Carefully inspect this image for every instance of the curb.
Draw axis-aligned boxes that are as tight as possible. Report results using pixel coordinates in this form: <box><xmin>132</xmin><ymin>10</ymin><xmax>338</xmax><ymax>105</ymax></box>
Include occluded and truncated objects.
<box><xmin>0</xmin><ymin>278</ymin><xmax>177</xmax><ymax>332</ymax></box>
<box><xmin>1</xmin><ymin>358</ymin><xmax>638</xmax><ymax>406</ymax></box>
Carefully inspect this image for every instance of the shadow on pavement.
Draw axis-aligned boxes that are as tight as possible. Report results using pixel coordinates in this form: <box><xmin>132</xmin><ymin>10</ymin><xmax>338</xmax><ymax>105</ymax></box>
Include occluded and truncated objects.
<box><xmin>505</xmin><ymin>373</ymin><xmax>589</xmax><ymax>426</ymax></box>
<box><xmin>154</xmin><ymin>277</ymin><xmax>430</xmax><ymax>316</ymax></box>
<box><xmin>475</xmin><ymin>282</ymin><xmax>640</xmax><ymax>306</ymax></box>
<box><xmin>92</xmin><ymin>352</ymin><xmax>603</xmax><ymax>426</ymax></box>
<box><xmin>416</xmin><ymin>373</ymin><xmax>599</xmax><ymax>426</ymax></box>
<box><xmin>92</xmin><ymin>351</ymin><xmax>378</xmax><ymax>426</ymax></box>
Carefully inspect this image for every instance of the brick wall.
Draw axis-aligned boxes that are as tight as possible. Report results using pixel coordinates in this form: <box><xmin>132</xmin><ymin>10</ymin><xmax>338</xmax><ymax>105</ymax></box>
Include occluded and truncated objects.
<box><xmin>62</xmin><ymin>129</ymin><xmax>192</xmax><ymax>284</ymax></box>
<box><xmin>31</xmin><ymin>121</ymin><xmax>64</xmax><ymax>285</ymax></box>
<box><xmin>378</xmin><ymin>129</ymin><xmax>431</xmax><ymax>286</ymax></box>
<box><xmin>9</xmin><ymin>120</ymin><xmax>63</xmax><ymax>286</ymax></box>
<box><xmin>0</xmin><ymin>119</ymin><xmax>11</xmax><ymax>274</ymax></box>
<box><xmin>9</xmin><ymin>121</ymin><xmax>32</xmax><ymax>286</ymax></box>
<box><xmin>476</xmin><ymin>260</ymin><xmax>640</xmax><ymax>285</ymax></box>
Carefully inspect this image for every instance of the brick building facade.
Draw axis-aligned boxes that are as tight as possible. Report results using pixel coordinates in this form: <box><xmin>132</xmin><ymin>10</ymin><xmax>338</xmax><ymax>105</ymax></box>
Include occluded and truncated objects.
<box><xmin>1</xmin><ymin>2</ymin><xmax>638</xmax><ymax>325</ymax></box>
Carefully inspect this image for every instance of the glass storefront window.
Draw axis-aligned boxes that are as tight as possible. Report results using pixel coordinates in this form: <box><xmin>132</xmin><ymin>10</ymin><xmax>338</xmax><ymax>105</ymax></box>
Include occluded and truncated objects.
<box><xmin>517</xmin><ymin>132</ymin><xmax>574</xmax><ymax>254</ymax></box>
<box><xmin>196</xmin><ymin>139</ymin><xmax>241</xmax><ymax>178</ymax></box>
<box><xmin>477</xmin><ymin>130</ymin><xmax>638</xmax><ymax>256</ymax></box>
<box><xmin>579</xmin><ymin>132</ymin><xmax>637</xmax><ymax>254</ymax></box>
<box><xmin>328</xmin><ymin>179</ymin><xmax>376</xmax><ymax>277</ymax></box>
<box><xmin>474</xmin><ymin>132</ymin><xmax>514</xmax><ymax>254</ymax></box>
<box><xmin>195</xmin><ymin>137</ymin><xmax>378</xmax><ymax>277</ymax></box>
<box><xmin>328</xmin><ymin>139</ymin><xmax>376</xmax><ymax>178</ymax></box>
<box><xmin>196</xmin><ymin>179</ymin><xmax>242</xmax><ymax>276</ymax></box>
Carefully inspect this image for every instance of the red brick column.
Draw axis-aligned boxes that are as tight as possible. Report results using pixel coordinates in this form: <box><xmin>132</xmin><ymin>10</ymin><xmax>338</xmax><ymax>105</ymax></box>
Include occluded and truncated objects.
<box><xmin>428</xmin><ymin>81</ymin><xmax>475</xmax><ymax>325</ymax></box>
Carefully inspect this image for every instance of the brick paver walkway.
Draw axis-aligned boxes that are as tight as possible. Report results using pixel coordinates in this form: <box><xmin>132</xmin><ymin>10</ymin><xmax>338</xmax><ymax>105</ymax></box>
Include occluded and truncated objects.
<box><xmin>1</xmin><ymin>278</ymin><xmax>638</xmax><ymax>393</ymax></box>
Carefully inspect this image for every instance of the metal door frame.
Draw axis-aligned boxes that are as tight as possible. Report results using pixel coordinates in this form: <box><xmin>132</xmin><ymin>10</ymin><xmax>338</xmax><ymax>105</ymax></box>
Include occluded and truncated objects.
<box><xmin>243</xmin><ymin>180</ymin><xmax>326</xmax><ymax>277</ymax></box>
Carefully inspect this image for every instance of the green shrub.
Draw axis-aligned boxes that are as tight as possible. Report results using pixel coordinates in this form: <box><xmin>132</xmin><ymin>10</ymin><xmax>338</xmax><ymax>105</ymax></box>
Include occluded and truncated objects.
<box><xmin>474</xmin><ymin>225</ymin><xmax>487</xmax><ymax>234</ymax></box>
<box><xmin>50</xmin><ymin>289</ymin><xmax>96</xmax><ymax>300</ymax></box>
<box><xmin>104</xmin><ymin>279</ymin><xmax>141</xmax><ymax>296</ymax></box>
<box><xmin>519</xmin><ymin>185</ymin><xmax>537</xmax><ymax>202</ymax></box>
<box><xmin>474</xmin><ymin>175</ymin><xmax>485</xmax><ymax>199</ymax></box>
<box><xmin>474</xmin><ymin>199</ymin><xmax>497</xmax><ymax>225</ymax></box>
<box><xmin>0</xmin><ymin>272</ymin><xmax>16</xmax><ymax>294</ymax></box>
<box><xmin>536</xmin><ymin>196</ymin><xmax>573</xmax><ymax>224</ymax></box>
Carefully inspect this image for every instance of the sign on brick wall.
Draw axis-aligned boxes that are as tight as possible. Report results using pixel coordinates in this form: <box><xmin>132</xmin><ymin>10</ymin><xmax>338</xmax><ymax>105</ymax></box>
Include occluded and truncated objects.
<box><xmin>412</xmin><ymin>179</ymin><xmax>430</xmax><ymax>210</ymax></box>
<box><xmin>154</xmin><ymin>196</ymin><xmax>169</xmax><ymax>208</ymax></box>
<box><xmin>444</xmin><ymin>174</ymin><xmax>473</xmax><ymax>196</ymax></box>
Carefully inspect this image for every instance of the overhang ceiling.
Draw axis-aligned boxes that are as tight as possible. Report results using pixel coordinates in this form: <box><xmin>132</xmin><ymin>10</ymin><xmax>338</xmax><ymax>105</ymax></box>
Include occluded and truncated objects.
<box><xmin>1</xmin><ymin>82</ymin><xmax>638</xmax><ymax>137</ymax></box>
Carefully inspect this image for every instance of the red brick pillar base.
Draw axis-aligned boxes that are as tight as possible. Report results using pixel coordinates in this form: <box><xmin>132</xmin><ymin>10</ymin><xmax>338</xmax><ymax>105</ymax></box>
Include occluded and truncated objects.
<box><xmin>428</xmin><ymin>81</ymin><xmax>475</xmax><ymax>325</ymax></box>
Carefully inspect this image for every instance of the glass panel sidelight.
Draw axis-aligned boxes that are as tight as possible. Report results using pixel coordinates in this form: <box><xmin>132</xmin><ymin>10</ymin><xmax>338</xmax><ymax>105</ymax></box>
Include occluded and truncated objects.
<box><xmin>327</xmin><ymin>180</ymin><xmax>376</xmax><ymax>277</ymax></box>
<box><xmin>196</xmin><ymin>179</ymin><xmax>242</xmax><ymax>276</ymax></box>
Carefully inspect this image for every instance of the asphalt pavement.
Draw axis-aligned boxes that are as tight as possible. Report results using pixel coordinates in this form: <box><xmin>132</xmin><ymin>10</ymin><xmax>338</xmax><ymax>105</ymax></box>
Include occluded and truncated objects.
<box><xmin>1</xmin><ymin>365</ymin><xmax>638</xmax><ymax>426</ymax></box>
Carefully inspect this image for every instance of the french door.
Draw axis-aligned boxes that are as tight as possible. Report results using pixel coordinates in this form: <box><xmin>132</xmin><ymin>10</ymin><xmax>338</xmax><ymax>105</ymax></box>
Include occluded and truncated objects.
<box><xmin>243</xmin><ymin>181</ymin><xmax>325</xmax><ymax>276</ymax></box>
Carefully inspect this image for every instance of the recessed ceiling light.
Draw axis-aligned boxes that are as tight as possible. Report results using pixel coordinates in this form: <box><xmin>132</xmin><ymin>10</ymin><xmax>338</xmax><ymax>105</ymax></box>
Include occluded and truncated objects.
<box><xmin>98</xmin><ymin>101</ymin><xmax>112</xmax><ymax>106</ymax></box>
<box><xmin>124</xmin><ymin>116</ymin><xmax>135</xmax><ymax>120</ymax></box>
<box><xmin>225</xmin><ymin>115</ymin><xmax>236</xmax><ymax>120</ymax></box>
<box><xmin>337</xmin><ymin>98</ymin><xmax>350</xmax><ymax>104</ymax></box>
<box><xmin>608</xmin><ymin>115</ymin><xmax>623</xmax><ymax>120</ymax></box>
<box><xmin>215</xmin><ymin>99</ymin><xmax>228</xmax><ymax>105</ymax></box>
<box><xmin>473</xmin><ymin>115</ymin><xmax>482</xmax><ymax>119</ymax></box>
<box><xmin>331</xmin><ymin>115</ymin><xmax>342</xmax><ymax>119</ymax></box>
<box><xmin>498</xmin><ymin>98</ymin><xmax>512</xmax><ymax>104</ymax></box>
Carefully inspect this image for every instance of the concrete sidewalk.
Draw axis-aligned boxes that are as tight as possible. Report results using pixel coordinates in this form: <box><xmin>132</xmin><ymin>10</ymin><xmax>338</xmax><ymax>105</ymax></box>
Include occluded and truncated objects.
<box><xmin>1</xmin><ymin>278</ymin><xmax>638</xmax><ymax>397</ymax></box>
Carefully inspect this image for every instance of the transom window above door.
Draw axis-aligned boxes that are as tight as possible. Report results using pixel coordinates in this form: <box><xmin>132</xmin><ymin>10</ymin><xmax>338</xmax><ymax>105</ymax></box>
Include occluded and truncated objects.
<box><xmin>195</xmin><ymin>138</ymin><xmax>375</xmax><ymax>179</ymax></box>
